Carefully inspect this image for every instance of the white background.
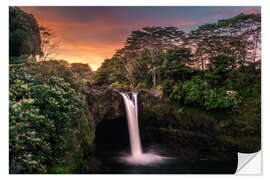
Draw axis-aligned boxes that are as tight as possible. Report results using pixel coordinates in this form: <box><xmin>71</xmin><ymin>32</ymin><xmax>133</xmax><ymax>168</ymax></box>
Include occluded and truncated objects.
<box><xmin>1</xmin><ymin>0</ymin><xmax>269</xmax><ymax>179</ymax></box>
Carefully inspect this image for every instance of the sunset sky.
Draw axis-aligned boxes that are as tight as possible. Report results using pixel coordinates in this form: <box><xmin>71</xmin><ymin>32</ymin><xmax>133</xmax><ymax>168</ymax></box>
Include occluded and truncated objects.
<box><xmin>20</xmin><ymin>6</ymin><xmax>260</xmax><ymax>71</ymax></box>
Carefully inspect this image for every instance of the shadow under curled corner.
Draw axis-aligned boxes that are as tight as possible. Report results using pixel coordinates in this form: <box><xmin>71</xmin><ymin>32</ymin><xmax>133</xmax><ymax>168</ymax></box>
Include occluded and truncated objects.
<box><xmin>235</xmin><ymin>151</ymin><xmax>262</xmax><ymax>175</ymax></box>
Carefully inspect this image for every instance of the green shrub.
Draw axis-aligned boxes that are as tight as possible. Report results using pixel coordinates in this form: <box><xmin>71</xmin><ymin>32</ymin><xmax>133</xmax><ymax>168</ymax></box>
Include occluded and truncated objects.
<box><xmin>225</xmin><ymin>90</ymin><xmax>241</xmax><ymax>112</ymax></box>
<box><xmin>161</xmin><ymin>79</ymin><xmax>174</xmax><ymax>95</ymax></box>
<box><xmin>170</xmin><ymin>76</ymin><xmax>207</xmax><ymax>106</ymax></box>
<box><xmin>9</xmin><ymin>56</ymin><xmax>29</xmax><ymax>64</ymax></box>
<box><xmin>49</xmin><ymin>166</ymin><xmax>68</xmax><ymax>174</ymax></box>
<box><xmin>169</xmin><ymin>75</ymin><xmax>241</xmax><ymax>111</ymax></box>
<box><xmin>136</xmin><ymin>81</ymin><xmax>148</xmax><ymax>89</ymax></box>
<box><xmin>110</xmin><ymin>81</ymin><xmax>130</xmax><ymax>88</ymax></box>
<box><xmin>203</xmin><ymin>88</ymin><xmax>229</xmax><ymax>110</ymax></box>
<box><xmin>9</xmin><ymin>65</ymin><xmax>93</xmax><ymax>173</ymax></box>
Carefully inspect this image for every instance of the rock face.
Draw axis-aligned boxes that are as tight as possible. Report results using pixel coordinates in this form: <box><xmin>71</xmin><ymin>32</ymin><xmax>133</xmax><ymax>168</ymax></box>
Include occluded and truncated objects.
<box><xmin>87</xmin><ymin>86</ymin><xmax>125</xmax><ymax>126</ymax></box>
<box><xmin>85</xmin><ymin>86</ymin><xmax>258</xmax><ymax>161</ymax></box>
<box><xmin>86</xmin><ymin>86</ymin><xmax>218</xmax><ymax>156</ymax></box>
<box><xmin>86</xmin><ymin>86</ymin><xmax>161</xmax><ymax>127</ymax></box>
<box><xmin>86</xmin><ymin>86</ymin><xmax>160</xmax><ymax>152</ymax></box>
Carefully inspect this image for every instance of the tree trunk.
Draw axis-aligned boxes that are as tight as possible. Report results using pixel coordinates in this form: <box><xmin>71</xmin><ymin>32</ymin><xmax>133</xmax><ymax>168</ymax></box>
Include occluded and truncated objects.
<box><xmin>253</xmin><ymin>37</ymin><xmax>258</xmax><ymax>72</ymax></box>
<box><xmin>153</xmin><ymin>71</ymin><xmax>156</xmax><ymax>88</ymax></box>
<box><xmin>149</xmin><ymin>49</ymin><xmax>157</xmax><ymax>88</ymax></box>
<box><xmin>201</xmin><ymin>57</ymin><xmax>205</xmax><ymax>80</ymax></box>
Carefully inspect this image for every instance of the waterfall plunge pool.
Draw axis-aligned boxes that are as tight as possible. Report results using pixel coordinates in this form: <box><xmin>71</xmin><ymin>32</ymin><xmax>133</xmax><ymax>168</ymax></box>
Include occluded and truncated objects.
<box><xmin>95</xmin><ymin>148</ymin><xmax>237</xmax><ymax>174</ymax></box>
<box><xmin>94</xmin><ymin>92</ymin><xmax>237</xmax><ymax>174</ymax></box>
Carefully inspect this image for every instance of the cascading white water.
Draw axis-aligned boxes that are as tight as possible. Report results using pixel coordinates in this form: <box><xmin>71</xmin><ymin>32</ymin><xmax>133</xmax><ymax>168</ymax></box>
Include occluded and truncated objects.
<box><xmin>120</xmin><ymin>92</ymin><xmax>142</xmax><ymax>157</ymax></box>
<box><xmin>120</xmin><ymin>92</ymin><xmax>164</xmax><ymax>165</ymax></box>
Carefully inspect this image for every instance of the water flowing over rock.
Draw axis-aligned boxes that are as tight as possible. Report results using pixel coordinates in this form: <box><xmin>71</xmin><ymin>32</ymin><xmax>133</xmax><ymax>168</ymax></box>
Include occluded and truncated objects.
<box><xmin>119</xmin><ymin>91</ymin><xmax>164</xmax><ymax>165</ymax></box>
<box><xmin>120</xmin><ymin>92</ymin><xmax>142</xmax><ymax>157</ymax></box>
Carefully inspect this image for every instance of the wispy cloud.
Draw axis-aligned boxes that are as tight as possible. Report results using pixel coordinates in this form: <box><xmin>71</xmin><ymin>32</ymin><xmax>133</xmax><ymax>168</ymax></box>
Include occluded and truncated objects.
<box><xmin>19</xmin><ymin>6</ymin><xmax>257</xmax><ymax>70</ymax></box>
<box><xmin>211</xmin><ymin>9</ymin><xmax>235</xmax><ymax>16</ymax></box>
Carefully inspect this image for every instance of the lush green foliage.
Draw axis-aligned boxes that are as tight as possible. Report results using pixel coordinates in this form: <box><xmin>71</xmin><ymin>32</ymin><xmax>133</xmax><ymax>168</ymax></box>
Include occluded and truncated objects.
<box><xmin>9</xmin><ymin>7</ymin><xmax>96</xmax><ymax>173</ymax></box>
<box><xmin>92</xmin><ymin>13</ymin><xmax>260</xmax><ymax>113</ymax></box>
<box><xmin>9</xmin><ymin>62</ymin><xmax>94</xmax><ymax>174</ymax></box>
<box><xmin>168</xmin><ymin>76</ymin><xmax>241</xmax><ymax>111</ymax></box>
<box><xmin>92</xmin><ymin>12</ymin><xmax>260</xmax><ymax>112</ymax></box>
<box><xmin>9</xmin><ymin>7</ymin><xmax>42</xmax><ymax>57</ymax></box>
<box><xmin>205</xmin><ymin>55</ymin><xmax>236</xmax><ymax>87</ymax></box>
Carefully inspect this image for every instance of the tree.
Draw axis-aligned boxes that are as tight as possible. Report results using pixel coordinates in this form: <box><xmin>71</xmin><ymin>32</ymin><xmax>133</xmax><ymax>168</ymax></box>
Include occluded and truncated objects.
<box><xmin>92</xmin><ymin>48</ymin><xmax>151</xmax><ymax>87</ymax></box>
<box><xmin>9</xmin><ymin>7</ymin><xmax>42</xmax><ymax>57</ymax></box>
<box><xmin>188</xmin><ymin>13</ymin><xmax>261</xmax><ymax>75</ymax></box>
<box><xmin>39</xmin><ymin>26</ymin><xmax>60</xmax><ymax>61</ymax></box>
<box><xmin>91</xmin><ymin>56</ymin><xmax>127</xmax><ymax>86</ymax></box>
<box><xmin>124</xmin><ymin>26</ymin><xmax>185</xmax><ymax>87</ymax></box>
<box><xmin>216</xmin><ymin>13</ymin><xmax>261</xmax><ymax>67</ymax></box>
<box><xmin>205</xmin><ymin>55</ymin><xmax>236</xmax><ymax>87</ymax></box>
<box><xmin>70</xmin><ymin>63</ymin><xmax>92</xmax><ymax>75</ymax></box>
<box><xmin>113</xmin><ymin>48</ymin><xmax>151</xmax><ymax>86</ymax></box>
<box><xmin>70</xmin><ymin>63</ymin><xmax>93</xmax><ymax>83</ymax></box>
<box><xmin>160</xmin><ymin>48</ymin><xmax>193</xmax><ymax>81</ymax></box>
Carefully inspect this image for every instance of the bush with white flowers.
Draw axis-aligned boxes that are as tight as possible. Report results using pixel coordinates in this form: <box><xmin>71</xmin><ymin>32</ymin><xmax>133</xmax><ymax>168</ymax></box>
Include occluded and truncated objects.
<box><xmin>9</xmin><ymin>65</ymin><xmax>86</xmax><ymax>173</ymax></box>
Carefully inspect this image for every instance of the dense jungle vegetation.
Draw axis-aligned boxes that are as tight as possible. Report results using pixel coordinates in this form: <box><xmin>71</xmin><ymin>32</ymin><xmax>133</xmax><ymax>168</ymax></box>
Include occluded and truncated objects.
<box><xmin>9</xmin><ymin>7</ymin><xmax>260</xmax><ymax>173</ymax></box>
<box><xmin>9</xmin><ymin>7</ymin><xmax>96</xmax><ymax>173</ymax></box>
<box><xmin>92</xmin><ymin>13</ymin><xmax>261</xmax><ymax>112</ymax></box>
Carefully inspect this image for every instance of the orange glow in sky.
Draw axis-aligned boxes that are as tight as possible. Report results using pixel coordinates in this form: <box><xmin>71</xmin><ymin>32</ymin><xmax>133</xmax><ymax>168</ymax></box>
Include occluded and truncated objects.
<box><xmin>19</xmin><ymin>6</ymin><xmax>259</xmax><ymax>71</ymax></box>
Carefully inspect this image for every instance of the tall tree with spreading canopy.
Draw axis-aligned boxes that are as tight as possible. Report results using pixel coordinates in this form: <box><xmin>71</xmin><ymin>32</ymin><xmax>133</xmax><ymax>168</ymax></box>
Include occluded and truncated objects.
<box><xmin>188</xmin><ymin>13</ymin><xmax>261</xmax><ymax>75</ymax></box>
<box><xmin>124</xmin><ymin>26</ymin><xmax>185</xmax><ymax>87</ymax></box>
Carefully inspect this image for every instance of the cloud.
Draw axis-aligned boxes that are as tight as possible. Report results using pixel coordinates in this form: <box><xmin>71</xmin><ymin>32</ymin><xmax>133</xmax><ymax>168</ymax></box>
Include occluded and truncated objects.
<box><xmin>215</xmin><ymin>9</ymin><xmax>234</xmax><ymax>15</ymax></box>
<box><xmin>173</xmin><ymin>20</ymin><xmax>197</xmax><ymax>27</ymax></box>
<box><xmin>243</xmin><ymin>7</ymin><xmax>260</xmax><ymax>15</ymax></box>
<box><xmin>207</xmin><ymin>9</ymin><xmax>235</xmax><ymax>16</ymax></box>
<box><xmin>20</xmin><ymin>6</ymin><xmax>198</xmax><ymax>70</ymax></box>
<box><xmin>21</xmin><ymin>7</ymin><xmax>251</xmax><ymax>70</ymax></box>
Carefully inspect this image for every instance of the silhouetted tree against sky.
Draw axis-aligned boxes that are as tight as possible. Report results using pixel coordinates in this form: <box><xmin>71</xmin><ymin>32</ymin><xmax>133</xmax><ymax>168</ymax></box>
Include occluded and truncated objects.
<box><xmin>188</xmin><ymin>13</ymin><xmax>261</xmax><ymax>75</ymax></box>
<box><xmin>39</xmin><ymin>26</ymin><xmax>61</xmax><ymax>61</ymax></box>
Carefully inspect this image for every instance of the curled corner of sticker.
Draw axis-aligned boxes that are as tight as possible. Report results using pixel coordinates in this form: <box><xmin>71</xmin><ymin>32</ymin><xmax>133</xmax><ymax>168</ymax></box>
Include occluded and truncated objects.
<box><xmin>235</xmin><ymin>151</ymin><xmax>262</xmax><ymax>175</ymax></box>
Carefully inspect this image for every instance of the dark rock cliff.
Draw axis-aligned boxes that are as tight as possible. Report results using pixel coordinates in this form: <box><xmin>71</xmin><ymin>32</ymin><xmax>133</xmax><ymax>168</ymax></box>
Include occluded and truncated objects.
<box><xmin>84</xmin><ymin>86</ymin><xmax>258</xmax><ymax>161</ymax></box>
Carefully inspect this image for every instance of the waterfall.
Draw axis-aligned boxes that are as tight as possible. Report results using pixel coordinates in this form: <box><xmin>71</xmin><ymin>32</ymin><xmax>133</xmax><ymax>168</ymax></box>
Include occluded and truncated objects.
<box><xmin>120</xmin><ymin>92</ymin><xmax>142</xmax><ymax>157</ymax></box>
<box><xmin>120</xmin><ymin>92</ymin><xmax>164</xmax><ymax>165</ymax></box>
